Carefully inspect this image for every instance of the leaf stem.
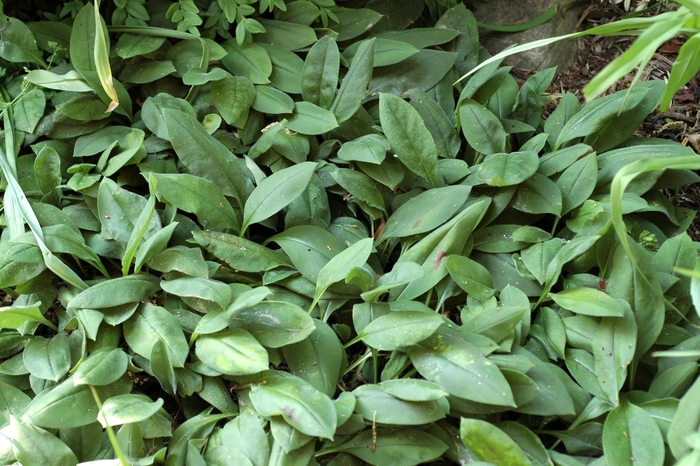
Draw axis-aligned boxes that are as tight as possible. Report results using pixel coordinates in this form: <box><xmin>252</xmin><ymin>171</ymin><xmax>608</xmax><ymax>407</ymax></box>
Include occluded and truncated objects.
<box><xmin>89</xmin><ymin>386</ymin><xmax>130</xmax><ymax>466</ymax></box>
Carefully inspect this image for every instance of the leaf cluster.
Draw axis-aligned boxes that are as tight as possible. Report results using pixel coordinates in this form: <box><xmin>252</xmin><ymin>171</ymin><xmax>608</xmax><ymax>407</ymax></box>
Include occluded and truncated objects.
<box><xmin>0</xmin><ymin>1</ymin><xmax>699</xmax><ymax>465</ymax></box>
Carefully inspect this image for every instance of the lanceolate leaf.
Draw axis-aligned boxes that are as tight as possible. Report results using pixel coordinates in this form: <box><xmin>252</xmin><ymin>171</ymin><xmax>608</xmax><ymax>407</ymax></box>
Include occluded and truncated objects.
<box><xmin>603</xmin><ymin>399</ymin><xmax>664</xmax><ymax>466</ymax></box>
<box><xmin>406</xmin><ymin>333</ymin><xmax>515</xmax><ymax>406</ymax></box>
<box><xmin>249</xmin><ymin>371</ymin><xmax>336</xmax><ymax>439</ymax></box>
<box><xmin>330</xmin><ymin>428</ymin><xmax>448</xmax><ymax>466</ymax></box>
<box><xmin>459</xmin><ymin>98</ymin><xmax>506</xmax><ymax>155</ymax></box>
<box><xmin>331</xmin><ymin>38</ymin><xmax>375</xmax><ymax>123</ymax></box>
<box><xmin>301</xmin><ymin>35</ymin><xmax>340</xmax><ymax>109</ymax></box>
<box><xmin>242</xmin><ymin>162</ymin><xmax>317</xmax><ymax>234</ymax></box>
<box><xmin>379</xmin><ymin>93</ymin><xmax>439</xmax><ymax>187</ymax></box>
<box><xmin>359</xmin><ymin>311</ymin><xmax>443</xmax><ymax>351</ymax></box>
<box><xmin>379</xmin><ymin>185</ymin><xmax>470</xmax><ymax>241</ymax></box>
<box><xmin>163</xmin><ymin>109</ymin><xmax>246</xmax><ymax>204</ymax></box>
<box><xmin>593</xmin><ymin>308</ymin><xmax>637</xmax><ymax>406</ymax></box>
<box><xmin>314</xmin><ymin>238</ymin><xmax>374</xmax><ymax>306</ymax></box>
<box><xmin>460</xmin><ymin>418</ymin><xmax>529</xmax><ymax>465</ymax></box>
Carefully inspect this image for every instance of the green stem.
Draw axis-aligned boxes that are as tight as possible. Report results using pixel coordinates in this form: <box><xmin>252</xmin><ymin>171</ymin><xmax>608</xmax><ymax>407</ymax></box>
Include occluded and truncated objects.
<box><xmin>89</xmin><ymin>386</ymin><xmax>130</xmax><ymax>466</ymax></box>
<box><xmin>371</xmin><ymin>348</ymin><xmax>378</xmax><ymax>384</ymax></box>
<box><xmin>343</xmin><ymin>348</ymin><xmax>371</xmax><ymax>376</ymax></box>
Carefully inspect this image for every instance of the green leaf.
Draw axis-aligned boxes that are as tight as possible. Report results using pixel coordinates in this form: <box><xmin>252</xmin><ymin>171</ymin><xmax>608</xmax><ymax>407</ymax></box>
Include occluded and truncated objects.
<box><xmin>512</xmin><ymin>174</ymin><xmax>563</xmax><ymax>216</ymax></box>
<box><xmin>352</xmin><ymin>384</ymin><xmax>445</xmax><ymax>425</ymax></box>
<box><xmin>148</xmin><ymin>246</ymin><xmax>209</xmax><ymax>278</ymax></box>
<box><xmin>407</xmin><ymin>89</ymin><xmax>461</xmax><ymax>159</ymax></box>
<box><xmin>221</xmin><ymin>40</ymin><xmax>272</xmax><ymax>84</ymax></box>
<box><xmin>330</xmin><ymin>7</ymin><xmax>383</xmax><ymax>41</ymax></box>
<box><xmin>669</xmin><ymin>376</ymin><xmax>700</xmax><ymax>459</ymax></box>
<box><xmin>0</xmin><ymin>381</ymin><xmax>30</xmax><ymax>424</ymax></box>
<box><xmin>122</xmin><ymin>303</ymin><xmax>189</xmax><ymax>367</ymax></box>
<box><xmin>134</xmin><ymin>223</ymin><xmax>178</xmax><ymax>273</ymax></box>
<box><xmin>23</xmin><ymin>333</ymin><xmax>71</xmax><ymax>382</ymax></box>
<box><xmin>380</xmin><ymin>28</ymin><xmax>462</xmax><ymax>48</ymax></box>
<box><xmin>192</xmin><ymin>230</ymin><xmax>292</xmax><ymax>273</ymax></box>
<box><xmin>406</xmin><ymin>333</ymin><xmax>515</xmax><ymax>406</ymax></box>
<box><xmin>338</xmin><ymin>134</ymin><xmax>390</xmax><ymax>164</ymax></box>
<box><xmin>594</xmin><ymin>308</ymin><xmax>637</xmax><ymax>406</ymax></box>
<box><xmin>195</xmin><ymin>329</ymin><xmax>269</xmax><ymax>376</ymax></box>
<box><xmin>68</xmin><ymin>273</ymin><xmax>159</xmax><ymax>310</ymax></box>
<box><xmin>331</xmin><ymin>38</ymin><xmax>375</xmax><ymax>123</ymax></box>
<box><xmin>160</xmin><ymin>277</ymin><xmax>231</xmax><ymax>310</ymax></box>
<box><xmin>360</xmin><ymin>311</ymin><xmax>443</xmax><ymax>351</ymax></box>
<box><xmin>344</xmin><ymin>38</ymin><xmax>419</xmax><ymax>67</ymax></box>
<box><xmin>150</xmin><ymin>338</ymin><xmax>177</xmax><ymax>396</ymax></box>
<box><xmin>271</xmin><ymin>417</ymin><xmax>315</xmax><ymax>456</ymax></box>
<box><xmin>97</xmin><ymin>394</ymin><xmax>164</xmax><ymax>427</ymax></box>
<box><xmin>661</xmin><ymin>32</ymin><xmax>700</xmax><ymax>111</ymax></box>
<box><xmin>460</xmin><ymin>418</ymin><xmax>529</xmax><ymax>465</ymax></box>
<box><xmin>473</xmin><ymin>151</ymin><xmax>539</xmax><ymax>187</ymax></box>
<box><xmin>603</xmin><ymin>398</ymin><xmax>664</xmax><ymax>466</ymax></box>
<box><xmin>270</xmin><ymin>225</ymin><xmax>346</xmax><ymax>282</ymax></box>
<box><xmin>378</xmin><ymin>379</ymin><xmax>448</xmax><ymax>402</ymax></box>
<box><xmin>459</xmin><ymin>98</ymin><xmax>506</xmax><ymax>155</ymax></box>
<box><xmin>361</xmin><ymin>262</ymin><xmax>424</xmax><ymax>302</ymax></box>
<box><xmin>607</xmin><ymin>241</ymin><xmax>664</xmax><ymax>357</ymax></box>
<box><xmin>557</xmin><ymin>152</ymin><xmax>598</xmax><ymax>215</ymax></box>
<box><xmin>73</xmin><ymin>347</ymin><xmax>128</xmax><ymax>386</ymax></box>
<box><xmin>331</xmin><ymin>168</ymin><xmax>385</xmax><ymax>216</ymax></box>
<box><xmin>282</xmin><ymin>319</ymin><xmax>344</xmax><ymax>397</ymax></box>
<box><xmin>242</xmin><ymin>162</ymin><xmax>317</xmax><ymax>234</ymax></box>
<box><xmin>379</xmin><ymin>186</ymin><xmax>470</xmax><ymax>240</ymax></box>
<box><xmin>249</xmin><ymin>371</ymin><xmax>336</xmax><ymax>439</ymax></box>
<box><xmin>0</xmin><ymin>14</ymin><xmax>42</xmax><ymax>64</ymax></box>
<box><xmin>13</xmin><ymin>89</ymin><xmax>45</xmax><ymax>134</ymax></box>
<box><xmin>166</xmin><ymin>410</ymin><xmax>231</xmax><ymax>466</ymax></box>
<box><xmin>163</xmin><ymin>108</ymin><xmax>245</xmax><ymax>203</ymax></box>
<box><xmin>9</xmin><ymin>416</ymin><xmax>78</xmax><ymax>466</ymax></box>
<box><xmin>379</xmin><ymin>92</ymin><xmax>439</xmax><ymax>187</ymax></box>
<box><xmin>550</xmin><ymin>287</ymin><xmax>629</xmax><ymax>317</ymax></box>
<box><xmin>313</xmin><ymin>238</ymin><xmax>374</xmax><ymax>305</ymax></box>
<box><xmin>115</xmin><ymin>33</ymin><xmax>166</xmax><ymax>59</ymax></box>
<box><xmin>232</xmin><ymin>301</ymin><xmax>316</xmax><ymax>348</ymax></box>
<box><xmin>332</xmin><ymin>427</ymin><xmax>447</xmax><ymax>466</ymax></box>
<box><xmin>301</xmin><ymin>35</ymin><xmax>340</xmax><ymax>109</ymax></box>
<box><xmin>142</xmin><ymin>93</ymin><xmax>195</xmax><ymax>140</ymax></box>
<box><xmin>252</xmin><ymin>84</ymin><xmax>295</xmax><ymax>114</ymax></box>
<box><xmin>119</xmin><ymin>59</ymin><xmax>176</xmax><ymax>84</ymax></box>
<box><xmin>211</xmin><ymin>73</ymin><xmax>256</xmax><ymax>125</ymax></box>
<box><xmin>98</xmin><ymin>177</ymin><xmax>160</xmax><ymax>248</ymax></box>
<box><xmin>554</xmin><ymin>84</ymin><xmax>649</xmax><ymax>149</ymax></box>
<box><xmin>221</xmin><ymin>411</ymin><xmax>270</xmax><ymax>466</ymax></box>
<box><xmin>255</xmin><ymin>19</ymin><xmax>317</xmax><ymax>51</ymax></box>
<box><xmin>369</xmin><ymin>49</ymin><xmax>458</xmax><ymax>96</ymax></box>
<box><xmin>23</xmin><ymin>376</ymin><xmax>131</xmax><ymax>428</ymax></box>
<box><xmin>194</xmin><ymin>286</ymin><xmax>272</xmax><ymax>336</ymax></box>
<box><xmin>512</xmin><ymin>347</ymin><xmax>576</xmax><ymax>416</ymax></box>
<box><xmin>259</xmin><ymin>43</ymin><xmax>304</xmax><ymax>93</ymax></box>
<box><xmin>26</xmin><ymin>69</ymin><xmax>92</xmax><ymax>92</ymax></box>
<box><xmin>182</xmin><ymin>66</ymin><xmax>227</xmax><ymax>85</ymax></box>
<box><xmin>286</xmin><ymin>101</ymin><xmax>338</xmax><ymax>135</ymax></box>
<box><xmin>0</xmin><ymin>302</ymin><xmax>55</xmax><ymax>331</ymax></box>
<box><xmin>150</xmin><ymin>173</ymin><xmax>241</xmax><ymax>232</ymax></box>
<box><xmin>446</xmin><ymin>255</ymin><xmax>495</xmax><ymax>300</ymax></box>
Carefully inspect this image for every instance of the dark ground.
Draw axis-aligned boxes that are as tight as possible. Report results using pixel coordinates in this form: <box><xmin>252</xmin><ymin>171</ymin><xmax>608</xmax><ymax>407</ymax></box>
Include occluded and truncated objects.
<box><xmin>539</xmin><ymin>0</ymin><xmax>700</xmax><ymax>239</ymax></box>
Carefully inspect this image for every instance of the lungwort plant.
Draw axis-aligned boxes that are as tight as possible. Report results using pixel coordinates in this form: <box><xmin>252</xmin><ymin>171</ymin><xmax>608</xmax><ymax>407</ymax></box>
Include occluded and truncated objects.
<box><xmin>0</xmin><ymin>0</ymin><xmax>699</xmax><ymax>465</ymax></box>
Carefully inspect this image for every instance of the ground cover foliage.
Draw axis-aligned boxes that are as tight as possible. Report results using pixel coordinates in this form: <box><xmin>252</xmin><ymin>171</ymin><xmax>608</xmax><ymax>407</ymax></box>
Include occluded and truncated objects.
<box><xmin>1</xmin><ymin>0</ymin><xmax>700</xmax><ymax>465</ymax></box>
